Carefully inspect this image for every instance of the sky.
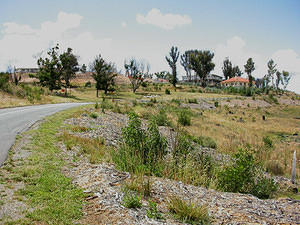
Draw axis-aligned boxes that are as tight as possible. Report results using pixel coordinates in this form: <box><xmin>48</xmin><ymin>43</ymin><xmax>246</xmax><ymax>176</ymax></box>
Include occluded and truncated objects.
<box><xmin>0</xmin><ymin>0</ymin><xmax>300</xmax><ymax>93</ymax></box>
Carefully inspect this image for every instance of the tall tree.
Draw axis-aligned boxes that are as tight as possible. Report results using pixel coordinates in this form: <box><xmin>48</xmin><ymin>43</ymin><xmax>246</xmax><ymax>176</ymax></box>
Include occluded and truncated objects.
<box><xmin>165</xmin><ymin>46</ymin><xmax>179</xmax><ymax>87</ymax></box>
<box><xmin>124</xmin><ymin>58</ymin><xmax>145</xmax><ymax>93</ymax></box>
<box><xmin>91</xmin><ymin>54</ymin><xmax>117</xmax><ymax>97</ymax></box>
<box><xmin>37</xmin><ymin>44</ymin><xmax>62</xmax><ymax>91</ymax></box>
<box><xmin>282</xmin><ymin>71</ymin><xmax>291</xmax><ymax>90</ymax></box>
<box><xmin>267</xmin><ymin>59</ymin><xmax>277</xmax><ymax>89</ymax></box>
<box><xmin>244</xmin><ymin>58</ymin><xmax>255</xmax><ymax>87</ymax></box>
<box><xmin>275</xmin><ymin>71</ymin><xmax>282</xmax><ymax>91</ymax></box>
<box><xmin>7</xmin><ymin>65</ymin><xmax>21</xmax><ymax>85</ymax></box>
<box><xmin>222</xmin><ymin>57</ymin><xmax>233</xmax><ymax>79</ymax></box>
<box><xmin>232</xmin><ymin>65</ymin><xmax>243</xmax><ymax>77</ymax></box>
<box><xmin>60</xmin><ymin>48</ymin><xmax>79</xmax><ymax>95</ymax></box>
<box><xmin>189</xmin><ymin>50</ymin><xmax>215</xmax><ymax>87</ymax></box>
<box><xmin>180</xmin><ymin>51</ymin><xmax>192</xmax><ymax>82</ymax></box>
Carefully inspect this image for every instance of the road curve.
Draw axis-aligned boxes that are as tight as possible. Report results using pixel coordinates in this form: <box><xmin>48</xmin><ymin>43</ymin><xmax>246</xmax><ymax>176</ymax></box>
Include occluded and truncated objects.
<box><xmin>0</xmin><ymin>102</ymin><xmax>90</xmax><ymax>166</ymax></box>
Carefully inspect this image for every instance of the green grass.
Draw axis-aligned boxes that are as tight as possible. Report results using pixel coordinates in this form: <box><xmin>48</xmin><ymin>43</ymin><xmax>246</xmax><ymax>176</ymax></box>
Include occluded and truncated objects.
<box><xmin>13</xmin><ymin>106</ymin><xmax>89</xmax><ymax>224</ymax></box>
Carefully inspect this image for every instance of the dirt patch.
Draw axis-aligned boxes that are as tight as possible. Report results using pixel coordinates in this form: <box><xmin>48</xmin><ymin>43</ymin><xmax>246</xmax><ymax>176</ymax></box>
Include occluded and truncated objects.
<box><xmin>220</xmin><ymin>98</ymin><xmax>271</xmax><ymax>108</ymax></box>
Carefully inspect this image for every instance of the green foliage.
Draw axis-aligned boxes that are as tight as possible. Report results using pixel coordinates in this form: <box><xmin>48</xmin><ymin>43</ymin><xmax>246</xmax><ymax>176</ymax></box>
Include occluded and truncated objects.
<box><xmin>244</xmin><ymin>58</ymin><xmax>255</xmax><ymax>87</ymax></box>
<box><xmin>91</xmin><ymin>54</ymin><xmax>117</xmax><ymax>96</ymax></box>
<box><xmin>165</xmin><ymin>88</ymin><xmax>171</xmax><ymax>95</ymax></box>
<box><xmin>124</xmin><ymin>175</ymin><xmax>152</xmax><ymax>197</ymax></box>
<box><xmin>166</xmin><ymin>46</ymin><xmax>180</xmax><ymax>87</ymax></box>
<box><xmin>90</xmin><ymin>112</ymin><xmax>98</xmax><ymax>119</ymax></box>
<box><xmin>191</xmin><ymin>135</ymin><xmax>217</xmax><ymax>149</ymax></box>
<box><xmin>152</xmin><ymin>108</ymin><xmax>169</xmax><ymax>126</ymax></box>
<box><xmin>147</xmin><ymin>200</ymin><xmax>163</xmax><ymax>220</ymax></box>
<box><xmin>124</xmin><ymin>58</ymin><xmax>147</xmax><ymax>93</ymax></box>
<box><xmin>0</xmin><ymin>72</ymin><xmax>9</xmax><ymax>90</ymax></box>
<box><xmin>217</xmin><ymin>148</ymin><xmax>277</xmax><ymax>199</ymax></box>
<box><xmin>214</xmin><ymin>101</ymin><xmax>219</xmax><ymax>108</ymax></box>
<box><xmin>263</xmin><ymin>136</ymin><xmax>273</xmax><ymax>148</ymax></box>
<box><xmin>85</xmin><ymin>81</ymin><xmax>92</xmax><ymax>87</ymax></box>
<box><xmin>122</xmin><ymin>190</ymin><xmax>142</xmax><ymax>209</ymax></box>
<box><xmin>168</xmin><ymin>196</ymin><xmax>210</xmax><ymax>225</ymax></box>
<box><xmin>178</xmin><ymin>109</ymin><xmax>191</xmax><ymax>126</ymax></box>
<box><xmin>188</xmin><ymin>98</ymin><xmax>198</xmax><ymax>104</ymax></box>
<box><xmin>112</xmin><ymin>113</ymin><xmax>167</xmax><ymax>176</ymax></box>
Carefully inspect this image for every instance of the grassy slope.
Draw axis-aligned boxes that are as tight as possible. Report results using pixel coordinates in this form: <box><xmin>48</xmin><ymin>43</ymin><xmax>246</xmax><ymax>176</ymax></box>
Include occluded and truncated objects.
<box><xmin>2</xmin><ymin>106</ymin><xmax>88</xmax><ymax>224</ymax></box>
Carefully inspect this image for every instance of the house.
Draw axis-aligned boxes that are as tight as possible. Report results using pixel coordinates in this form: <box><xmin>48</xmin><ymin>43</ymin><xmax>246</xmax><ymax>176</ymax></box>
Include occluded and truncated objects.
<box><xmin>220</xmin><ymin>77</ymin><xmax>255</xmax><ymax>87</ymax></box>
<box><xmin>205</xmin><ymin>74</ymin><xmax>223</xmax><ymax>87</ymax></box>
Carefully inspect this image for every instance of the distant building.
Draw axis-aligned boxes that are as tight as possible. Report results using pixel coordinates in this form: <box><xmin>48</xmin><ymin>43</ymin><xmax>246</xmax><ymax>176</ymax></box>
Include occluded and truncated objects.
<box><xmin>182</xmin><ymin>74</ymin><xmax>223</xmax><ymax>87</ymax></box>
<box><xmin>220</xmin><ymin>77</ymin><xmax>255</xmax><ymax>87</ymax></box>
<box><xmin>15</xmin><ymin>68</ymin><xmax>39</xmax><ymax>73</ymax></box>
<box><xmin>205</xmin><ymin>74</ymin><xmax>223</xmax><ymax>87</ymax></box>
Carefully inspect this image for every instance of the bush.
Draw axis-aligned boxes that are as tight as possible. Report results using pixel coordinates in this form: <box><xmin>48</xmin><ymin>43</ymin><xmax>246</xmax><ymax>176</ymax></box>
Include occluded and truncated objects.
<box><xmin>112</xmin><ymin>113</ymin><xmax>167</xmax><ymax>176</ymax></box>
<box><xmin>122</xmin><ymin>190</ymin><xmax>142</xmax><ymax>209</ymax></box>
<box><xmin>178</xmin><ymin>110</ymin><xmax>191</xmax><ymax>126</ymax></box>
<box><xmin>192</xmin><ymin>135</ymin><xmax>217</xmax><ymax>149</ymax></box>
<box><xmin>90</xmin><ymin>112</ymin><xmax>98</xmax><ymax>119</ymax></box>
<box><xmin>168</xmin><ymin>196</ymin><xmax>210</xmax><ymax>224</ymax></box>
<box><xmin>188</xmin><ymin>98</ymin><xmax>198</xmax><ymax>104</ymax></box>
<box><xmin>263</xmin><ymin>136</ymin><xmax>273</xmax><ymax>148</ymax></box>
<box><xmin>0</xmin><ymin>72</ymin><xmax>9</xmax><ymax>90</ymax></box>
<box><xmin>165</xmin><ymin>89</ymin><xmax>171</xmax><ymax>95</ymax></box>
<box><xmin>217</xmin><ymin>148</ymin><xmax>277</xmax><ymax>199</ymax></box>
<box><xmin>152</xmin><ymin>108</ymin><xmax>169</xmax><ymax>126</ymax></box>
<box><xmin>85</xmin><ymin>81</ymin><xmax>92</xmax><ymax>87</ymax></box>
<box><xmin>214</xmin><ymin>101</ymin><xmax>219</xmax><ymax>108</ymax></box>
<box><xmin>147</xmin><ymin>200</ymin><xmax>163</xmax><ymax>220</ymax></box>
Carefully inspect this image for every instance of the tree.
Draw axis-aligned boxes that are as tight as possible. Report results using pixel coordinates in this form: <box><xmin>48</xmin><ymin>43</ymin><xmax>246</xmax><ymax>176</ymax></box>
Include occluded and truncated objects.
<box><xmin>165</xmin><ymin>46</ymin><xmax>179</xmax><ymax>87</ymax></box>
<box><xmin>124</xmin><ymin>58</ymin><xmax>145</xmax><ymax>93</ymax></box>
<box><xmin>7</xmin><ymin>65</ymin><xmax>21</xmax><ymax>85</ymax></box>
<box><xmin>60</xmin><ymin>48</ymin><xmax>79</xmax><ymax>95</ymax></box>
<box><xmin>91</xmin><ymin>55</ymin><xmax>117</xmax><ymax>97</ymax></box>
<box><xmin>180</xmin><ymin>51</ymin><xmax>192</xmax><ymax>82</ymax></box>
<box><xmin>267</xmin><ymin>59</ymin><xmax>277</xmax><ymax>89</ymax></box>
<box><xmin>80</xmin><ymin>64</ymin><xmax>87</xmax><ymax>73</ymax></box>
<box><xmin>282</xmin><ymin>71</ymin><xmax>291</xmax><ymax>90</ymax></box>
<box><xmin>275</xmin><ymin>71</ymin><xmax>282</xmax><ymax>91</ymax></box>
<box><xmin>189</xmin><ymin>50</ymin><xmax>215</xmax><ymax>87</ymax></box>
<box><xmin>222</xmin><ymin>57</ymin><xmax>233</xmax><ymax>80</ymax></box>
<box><xmin>244</xmin><ymin>58</ymin><xmax>255</xmax><ymax>87</ymax></box>
<box><xmin>37</xmin><ymin>44</ymin><xmax>62</xmax><ymax>91</ymax></box>
<box><xmin>233</xmin><ymin>65</ymin><xmax>243</xmax><ymax>77</ymax></box>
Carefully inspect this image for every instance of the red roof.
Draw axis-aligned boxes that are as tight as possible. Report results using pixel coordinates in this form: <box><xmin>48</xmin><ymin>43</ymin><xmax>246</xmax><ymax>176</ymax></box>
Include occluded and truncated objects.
<box><xmin>221</xmin><ymin>77</ymin><xmax>252</xmax><ymax>84</ymax></box>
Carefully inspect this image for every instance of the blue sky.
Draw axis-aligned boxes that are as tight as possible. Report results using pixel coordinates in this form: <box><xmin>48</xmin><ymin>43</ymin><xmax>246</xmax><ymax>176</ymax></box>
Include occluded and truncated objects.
<box><xmin>0</xmin><ymin>0</ymin><xmax>299</xmax><ymax>92</ymax></box>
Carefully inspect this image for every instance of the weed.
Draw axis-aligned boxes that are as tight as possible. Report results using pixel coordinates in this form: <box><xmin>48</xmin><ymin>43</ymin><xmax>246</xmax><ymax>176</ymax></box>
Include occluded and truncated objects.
<box><xmin>165</xmin><ymin>89</ymin><xmax>171</xmax><ymax>95</ymax></box>
<box><xmin>122</xmin><ymin>190</ymin><xmax>142</xmax><ymax>209</ymax></box>
<box><xmin>168</xmin><ymin>196</ymin><xmax>210</xmax><ymax>224</ymax></box>
<box><xmin>188</xmin><ymin>98</ymin><xmax>198</xmax><ymax>104</ymax></box>
<box><xmin>178</xmin><ymin>110</ymin><xmax>191</xmax><ymax>126</ymax></box>
<box><xmin>152</xmin><ymin>108</ymin><xmax>169</xmax><ymax>126</ymax></box>
<box><xmin>90</xmin><ymin>112</ymin><xmax>98</xmax><ymax>119</ymax></box>
<box><xmin>214</xmin><ymin>101</ymin><xmax>219</xmax><ymax>108</ymax></box>
<box><xmin>147</xmin><ymin>199</ymin><xmax>163</xmax><ymax>220</ymax></box>
<box><xmin>263</xmin><ymin>136</ymin><xmax>273</xmax><ymax>149</ymax></box>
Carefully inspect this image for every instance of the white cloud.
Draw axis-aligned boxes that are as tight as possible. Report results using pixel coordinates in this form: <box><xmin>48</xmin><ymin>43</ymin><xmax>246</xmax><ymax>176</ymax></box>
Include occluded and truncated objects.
<box><xmin>0</xmin><ymin>11</ymin><xmax>111</xmax><ymax>71</ymax></box>
<box><xmin>121</xmin><ymin>21</ymin><xmax>127</xmax><ymax>28</ymax></box>
<box><xmin>136</xmin><ymin>8</ymin><xmax>192</xmax><ymax>30</ymax></box>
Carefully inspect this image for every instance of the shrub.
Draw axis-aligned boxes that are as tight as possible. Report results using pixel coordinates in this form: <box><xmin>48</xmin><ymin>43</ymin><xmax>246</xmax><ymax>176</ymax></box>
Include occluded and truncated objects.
<box><xmin>214</xmin><ymin>101</ymin><xmax>219</xmax><ymax>108</ymax></box>
<box><xmin>95</xmin><ymin>102</ymin><xmax>99</xmax><ymax>109</ymax></box>
<box><xmin>0</xmin><ymin>72</ymin><xmax>9</xmax><ymax>90</ymax></box>
<box><xmin>188</xmin><ymin>98</ymin><xmax>198</xmax><ymax>104</ymax></box>
<box><xmin>90</xmin><ymin>112</ymin><xmax>98</xmax><ymax>119</ymax></box>
<box><xmin>85</xmin><ymin>81</ymin><xmax>92</xmax><ymax>87</ymax></box>
<box><xmin>168</xmin><ymin>196</ymin><xmax>210</xmax><ymax>224</ymax></box>
<box><xmin>178</xmin><ymin>110</ymin><xmax>191</xmax><ymax>126</ymax></box>
<box><xmin>165</xmin><ymin>89</ymin><xmax>171</xmax><ymax>95</ymax></box>
<box><xmin>122</xmin><ymin>191</ymin><xmax>142</xmax><ymax>209</ymax></box>
<box><xmin>192</xmin><ymin>135</ymin><xmax>217</xmax><ymax>149</ymax></box>
<box><xmin>217</xmin><ymin>148</ymin><xmax>277</xmax><ymax>199</ymax></box>
<box><xmin>171</xmin><ymin>98</ymin><xmax>181</xmax><ymax>105</ymax></box>
<box><xmin>263</xmin><ymin>136</ymin><xmax>273</xmax><ymax>149</ymax></box>
<box><xmin>147</xmin><ymin>200</ymin><xmax>163</xmax><ymax>220</ymax></box>
<box><xmin>150</xmin><ymin>98</ymin><xmax>157</xmax><ymax>104</ymax></box>
<box><xmin>152</xmin><ymin>108</ymin><xmax>169</xmax><ymax>126</ymax></box>
<box><xmin>112</xmin><ymin>113</ymin><xmax>167</xmax><ymax>176</ymax></box>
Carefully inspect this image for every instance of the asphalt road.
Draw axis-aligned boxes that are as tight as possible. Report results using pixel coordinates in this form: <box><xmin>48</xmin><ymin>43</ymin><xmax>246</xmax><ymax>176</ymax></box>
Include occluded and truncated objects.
<box><xmin>0</xmin><ymin>102</ymin><xmax>90</xmax><ymax>166</ymax></box>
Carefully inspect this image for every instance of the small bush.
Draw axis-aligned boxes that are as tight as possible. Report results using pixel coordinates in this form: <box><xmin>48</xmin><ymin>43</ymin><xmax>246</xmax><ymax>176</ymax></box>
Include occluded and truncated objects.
<box><xmin>192</xmin><ymin>135</ymin><xmax>217</xmax><ymax>149</ymax></box>
<box><xmin>171</xmin><ymin>98</ymin><xmax>181</xmax><ymax>105</ymax></box>
<box><xmin>188</xmin><ymin>98</ymin><xmax>198</xmax><ymax>104</ymax></box>
<box><xmin>263</xmin><ymin>136</ymin><xmax>273</xmax><ymax>148</ymax></box>
<box><xmin>147</xmin><ymin>200</ymin><xmax>163</xmax><ymax>220</ymax></box>
<box><xmin>85</xmin><ymin>81</ymin><xmax>92</xmax><ymax>87</ymax></box>
<box><xmin>168</xmin><ymin>196</ymin><xmax>210</xmax><ymax>224</ymax></box>
<box><xmin>95</xmin><ymin>102</ymin><xmax>99</xmax><ymax>109</ymax></box>
<box><xmin>90</xmin><ymin>112</ymin><xmax>98</xmax><ymax>119</ymax></box>
<box><xmin>165</xmin><ymin>89</ymin><xmax>171</xmax><ymax>95</ymax></box>
<box><xmin>132</xmin><ymin>99</ymin><xmax>138</xmax><ymax>106</ymax></box>
<box><xmin>214</xmin><ymin>101</ymin><xmax>219</xmax><ymax>108</ymax></box>
<box><xmin>150</xmin><ymin>98</ymin><xmax>157</xmax><ymax>103</ymax></box>
<box><xmin>152</xmin><ymin>108</ymin><xmax>169</xmax><ymax>126</ymax></box>
<box><xmin>122</xmin><ymin>191</ymin><xmax>142</xmax><ymax>209</ymax></box>
<box><xmin>217</xmin><ymin>148</ymin><xmax>277</xmax><ymax>199</ymax></box>
<box><xmin>178</xmin><ymin>110</ymin><xmax>191</xmax><ymax>126</ymax></box>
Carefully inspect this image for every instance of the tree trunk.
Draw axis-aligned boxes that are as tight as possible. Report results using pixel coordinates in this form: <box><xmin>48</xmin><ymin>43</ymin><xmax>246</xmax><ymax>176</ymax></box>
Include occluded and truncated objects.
<box><xmin>291</xmin><ymin>150</ymin><xmax>297</xmax><ymax>184</ymax></box>
<box><xmin>96</xmin><ymin>89</ymin><xmax>99</xmax><ymax>98</ymax></box>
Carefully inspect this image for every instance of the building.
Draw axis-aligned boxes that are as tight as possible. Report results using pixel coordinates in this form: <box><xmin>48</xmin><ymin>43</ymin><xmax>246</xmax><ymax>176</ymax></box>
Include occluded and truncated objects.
<box><xmin>205</xmin><ymin>74</ymin><xmax>223</xmax><ymax>87</ymax></box>
<box><xmin>220</xmin><ymin>77</ymin><xmax>255</xmax><ymax>87</ymax></box>
<box><xmin>15</xmin><ymin>68</ymin><xmax>39</xmax><ymax>73</ymax></box>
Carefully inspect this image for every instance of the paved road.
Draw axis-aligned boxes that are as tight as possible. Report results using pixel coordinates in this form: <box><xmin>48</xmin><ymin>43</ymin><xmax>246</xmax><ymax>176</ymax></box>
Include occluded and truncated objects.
<box><xmin>0</xmin><ymin>102</ymin><xmax>90</xmax><ymax>166</ymax></box>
